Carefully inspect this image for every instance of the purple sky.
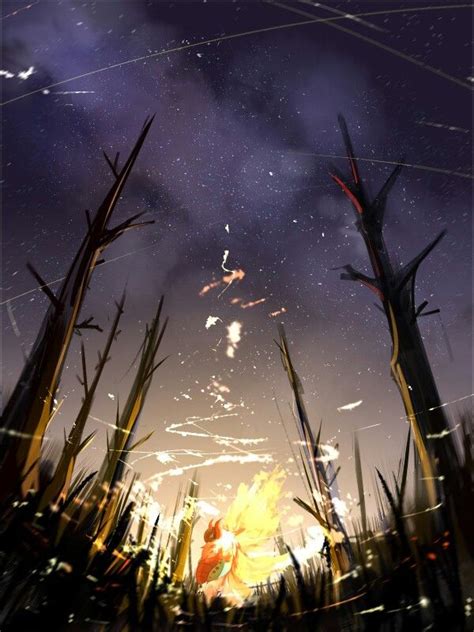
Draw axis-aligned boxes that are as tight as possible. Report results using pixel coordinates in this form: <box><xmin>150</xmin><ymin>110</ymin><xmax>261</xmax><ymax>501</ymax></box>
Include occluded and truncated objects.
<box><xmin>2</xmin><ymin>1</ymin><xmax>472</xmax><ymax>548</ymax></box>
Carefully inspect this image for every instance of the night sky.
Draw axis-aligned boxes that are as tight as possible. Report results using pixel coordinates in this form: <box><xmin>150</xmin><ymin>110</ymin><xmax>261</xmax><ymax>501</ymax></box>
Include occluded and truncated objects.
<box><xmin>2</xmin><ymin>1</ymin><xmax>472</xmax><ymax>545</ymax></box>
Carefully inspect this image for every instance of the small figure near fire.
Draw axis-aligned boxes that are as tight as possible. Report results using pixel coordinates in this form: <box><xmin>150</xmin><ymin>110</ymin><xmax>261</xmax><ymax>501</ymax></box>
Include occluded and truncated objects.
<box><xmin>195</xmin><ymin>469</ymin><xmax>290</xmax><ymax>605</ymax></box>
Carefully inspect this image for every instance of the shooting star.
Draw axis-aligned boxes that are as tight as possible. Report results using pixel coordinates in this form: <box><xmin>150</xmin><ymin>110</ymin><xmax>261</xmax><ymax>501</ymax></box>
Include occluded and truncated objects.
<box><xmin>337</xmin><ymin>400</ymin><xmax>363</xmax><ymax>412</ymax></box>
<box><xmin>270</xmin><ymin>1</ymin><xmax>473</xmax><ymax>91</ymax></box>
<box><xmin>1</xmin><ymin>1</ymin><xmax>39</xmax><ymax>21</ymax></box>
<box><xmin>1</xmin><ymin>240</ymin><xmax>161</xmax><ymax>307</ymax></box>
<box><xmin>356</xmin><ymin>422</ymin><xmax>381</xmax><ymax>431</ymax></box>
<box><xmin>3</xmin><ymin>3</ymin><xmax>471</xmax><ymax>107</ymax></box>
<box><xmin>416</xmin><ymin>120</ymin><xmax>470</xmax><ymax>134</ymax></box>
<box><xmin>286</xmin><ymin>151</ymin><xmax>473</xmax><ymax>180</ymax></box>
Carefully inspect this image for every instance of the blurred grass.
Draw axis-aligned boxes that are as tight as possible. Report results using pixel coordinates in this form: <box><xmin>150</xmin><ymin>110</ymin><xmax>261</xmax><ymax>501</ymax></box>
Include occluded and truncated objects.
<box><xmin>0</xmin><ymin>318</ymin><xmax>470</xmax><ymax>629</ymax></box>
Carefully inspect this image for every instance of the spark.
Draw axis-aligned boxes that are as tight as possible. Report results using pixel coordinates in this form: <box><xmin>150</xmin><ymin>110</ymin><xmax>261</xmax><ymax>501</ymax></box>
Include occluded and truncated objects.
<box><xmin>205</xmin><ymin>315</ymin><xmax>222</xmax><ymax>329</ymax></box>
<box><xmin>269</xmin><ymin>307</ymin><xmax>287</xmax><ymax>318</ymax></box>
<box><xmin>288</xmin><ymin>151</ymin><xmax>473</xmax><ymax>180</ymax></box>
<box><xmin>165</xmin><ymin>413</ymin><xmax>266</xmax><ymax>447</ymax></box>
<box><xmin>225</xmin><ymin>224</ymin><xmax>230</xmax><ymax>233</ymax></box>
<box><xmin>199</xmin><ymin>279</ymin><xmax>221</xmax><ymax>296</ymax></box>
<box><xmin>0</xmin><ymin>70</ymin><xmax>14</xmax><ymax>79</ymax></box>
<box><xmin>17</xmin><ymin>66</ymin><xmax>35</xmax><ymax>81</ymax></box>
<box><xmin>4</xmin><ymin>4</ymin><xmax>470</xmax><ymax>108</ymax></box>
<box><xmin>416</xmin><ymin>120</ymin><xmax>470</xmax><ymax>134</ymax></box>
<box><xmin>146</xmin><ymin>452</ymin><xmax>273</xmax><ymax>488</ymax></box>
<box><xmin>401</xmin><ymin>502</ymin><xmax>443</xmax><ymax>519</ymax></box>
<box><xmin>221</xmin><ymin>249</ymin><xmax>232</xmax><ymax>273</ymax></box>
<box><xmin>399</xmin><ymin>393</ymin><xmax>473</xmax><ymax>420</ymax></box>
<box><xmin>1</xmin><ymin>1</ymin><xmax>39</xmax><ymax>21</ymax></box>
<box><xmin>270</xmin><ymin>1</ymin><xmax>473</xmax><ymax>91</ymax></box>
<box><xmin>337</xmin><ymin>399</ymin><xmax>363</xmax><ymax>412</ymax></box>
<box><xmin>48</xmin><ymin>90</ymin><xmax>96</xmax><ymax>95</ymax></box>
<box><xmin>219</xmin><ymin>267</ymin><xmax>245</xmax><ymax>298</ymax></box>
<box><xmin>226</xmin><ymin>320</ymin><xmax>242</xmax><ymax>358</ymax></box>
<box><xmin>356</xmin><ymin>422</ymin><xmax>381</xmax><ymax>431</ymax></box>
<box><xmin>356</xmin><ymin>605</ymin><xmax>385</xmax><ymax>615</ymax></box>
<box><xmin>426</xmin><ymin>423</ymin><xmax>460</xmax><ymax>439</ymax></box>
<box><xmin>199</xmin><ymin>269</ymin><xmax>245</xmax><ymax>298</ymax></box>
<box><xmin>89</xmin><ymin>414</ymin><xmax>131</xmax><ymax>434</ymax></box>
<box><xmin>240</xmin><ymin>298</ymin><xmax>266</xmax><ymax>309</ymax></box>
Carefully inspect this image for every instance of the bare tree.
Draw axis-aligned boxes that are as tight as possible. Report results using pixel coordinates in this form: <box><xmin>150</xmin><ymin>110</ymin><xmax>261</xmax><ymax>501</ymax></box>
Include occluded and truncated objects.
<box><xmin>330</xmin><ymin>115</ymin><xmax>460</xmax><ymax>507</ymax></box>
<box><xmin>0</xmin><ymin>117</ymin><xmax>155</xmax><ymax>496</ymax></box>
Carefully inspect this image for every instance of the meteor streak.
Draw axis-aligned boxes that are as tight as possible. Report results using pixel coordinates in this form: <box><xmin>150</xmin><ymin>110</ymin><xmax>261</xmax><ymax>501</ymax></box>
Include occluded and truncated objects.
<box><xmin>2</xmin><ymin>4</ymin><xmax>471</xmax><ymax>107</ymax></box>
<box><xmin>286</xmin><ymin>151</ymin><xmax>473</xmax><ymax>180</ymax></box>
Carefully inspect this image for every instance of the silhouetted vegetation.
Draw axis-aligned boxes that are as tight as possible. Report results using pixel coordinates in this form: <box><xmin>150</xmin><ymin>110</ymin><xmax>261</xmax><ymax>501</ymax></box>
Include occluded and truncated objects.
<box><xmin>0</xmin><ymin>119</ymin><xmax>471</xmax><ymax>630</ymax></box>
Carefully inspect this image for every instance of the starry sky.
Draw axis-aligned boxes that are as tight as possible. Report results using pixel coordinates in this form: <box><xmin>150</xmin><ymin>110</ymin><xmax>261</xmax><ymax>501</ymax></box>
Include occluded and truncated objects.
<box><xmin>1</xmin><ymin>1</ymin><xmax>473</xmax><ymax>544</ymax></box>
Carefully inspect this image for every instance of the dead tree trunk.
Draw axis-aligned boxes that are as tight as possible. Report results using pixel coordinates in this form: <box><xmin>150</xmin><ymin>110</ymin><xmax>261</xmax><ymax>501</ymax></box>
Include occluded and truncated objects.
<box><xmin>0</xmin><ymin>117</ymin><xmax>155</xmax><ymax>496</ymax></box>
<box><xmin>330</xmin><ymin>116</ymin><xmax>460</xmax><ymax>507</ymax></box>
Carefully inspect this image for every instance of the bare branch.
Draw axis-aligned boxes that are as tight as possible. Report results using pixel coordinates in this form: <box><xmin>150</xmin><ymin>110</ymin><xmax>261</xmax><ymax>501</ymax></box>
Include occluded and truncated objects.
<box><xmin>103</xmin><ymin>150</ymin><xmax>119</xmax><ymax>179</ymax></box>
<box><xmin>75</xmin><ymin>316</ymin><xmax>103</xmax><ymax>333</ymax></box>
<box><xmin>26</xmin><ymin>262</ymin><xmax>62</xmax><ymax>311</ymax></box>
<box><xmin>370</xmin><ymin>160</ymin><xmax>405</xmax><ymax>225</ymax></box>
<box><xmin>396</xmin><ymin>230</ymin><xmax>447</xmax><ymax>292</ymax></box>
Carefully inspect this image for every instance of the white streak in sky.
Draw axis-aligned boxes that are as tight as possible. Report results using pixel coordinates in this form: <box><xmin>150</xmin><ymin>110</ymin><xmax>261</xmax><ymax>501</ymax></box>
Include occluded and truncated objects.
<box><xmin>356</xmin><ymin>422</ymin><xmax>381</xmax><ymax>431</ymax></box>
<box><xmin>337</xmin><ymin>400</ymin><xmax>363</xmax><ymax>412</ymax></box>
<box><xmin>426</xmin><ymin>423</ymin><xmax>460</xmax><ymax>439</ymax></box>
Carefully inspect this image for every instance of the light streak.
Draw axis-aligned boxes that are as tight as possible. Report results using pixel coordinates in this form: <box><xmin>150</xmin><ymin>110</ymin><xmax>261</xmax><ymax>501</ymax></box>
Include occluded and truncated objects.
<box><xmin>240</xmin><ymin>298</ymin><xmax>266</xmax><ymax>309</ymax></box>
<box><xmin>299</xmin><ymin>0</ymin><xmax>387</xmax><ymax>34</ymax></box>
<box><xmin>401</xmin><ymin>502</ymin><xmax>443</xmax><ymax>519</ymax></box>
<box><xmin>287</xmin><ymin>151</ymin><xmax>473</xmax><ymax>180</ymax></box>
<box><xmin>270</xmin><ymin>1</ymin><xmax>473</xmax><ymax>91</ymax></box>
<box><xmin>426</xmin><ymin>423</ymin><xmax>460</xmax><ymax>439</ymax></box>
<box><xmin>89</xmin><ymin>414</ymin><xmax>132</xmax><ymax>434</ymax></box>
<box><xmin>199</xmin><ymin>279</ymin><xmax>221</xmax><ymax>296</ymax></box>
<box><xmin>399</xmin><ymin>393</ymin><xmax>473</xmax><ymax>420</ymax></box>
<box><xmin>269</xmin><ymin>307</ymin><xmax>287</xmax><ymax>318</ymax></box>
<box><xmin>3</xmin><ymin>4</ymin><xmax>471</xmax><ymax>107</ymax></box>
<box><xmin>356</xmin><ymin>605</ymin><xmax>385</xmax><ymax>615</ymax></box>
<box><xmin>356</xmin><ymin>422</ymin><xmax>381</xmax><ymax>431</ymax></box>
<box><xmin>46</xmin><ymin>90</ymin><xmax>96</xmax><ymax>95</ymax></box>
<box><xmin>1</xmin><ymin>1</ymin><xmax>39</xmax><ymax>21</ymax></box>
<box><xmin>416</xmin><ymin>120</ymin><xmax>470</xmax><ymax>134</ymax></box>
<box><xmin>1</xmin><ymin>240</ymin><xmax>160</xmax><ymax>306</ymax></box>
<box><xmin>165</xmin><ymin>413</ymin><xmax>266</xmax><ymax>447</ymax></box>
<box><xmin>337</xmin><ymin>399</ymin><xmax>363</xmax><ymax>412</ymax></box>
<box><xmin>146</xmin><ymin>452</ymin><xmax>274</xmax><ymax>488</ymax></box>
